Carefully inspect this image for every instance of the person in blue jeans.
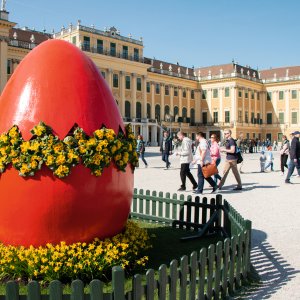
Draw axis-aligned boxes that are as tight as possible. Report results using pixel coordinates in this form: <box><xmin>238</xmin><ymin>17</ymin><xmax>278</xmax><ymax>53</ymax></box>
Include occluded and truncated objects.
<box><xmin>264</xmin><ymin>147</ymin><xmax>274</xmax><ymax>171</ymax></box>
<box><xmin>136</xmin><ymin>135</ymin><xmax>148</xmax><ymax>167</ymax></box>
<box><xmin>192</xmin><ymin>132</ymin><xmax>217</xmax><ymax>194</ymax></box>
<box><xmin>285</xmin><ymin>131</ymin><xmax>300</xmax><ymax>183</ymax></box>
<box><xmin>160</xmin><ymin>131</ymin><xmax>172</xmax><ymax>169</ymax></box>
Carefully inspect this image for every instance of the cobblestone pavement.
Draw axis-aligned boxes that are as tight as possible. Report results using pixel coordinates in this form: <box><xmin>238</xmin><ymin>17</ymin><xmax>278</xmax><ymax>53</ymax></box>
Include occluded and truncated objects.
<box><xmin>134</xmin><ymin>147</ymin><xmax>300</xmax><ymax>300</ymax></box>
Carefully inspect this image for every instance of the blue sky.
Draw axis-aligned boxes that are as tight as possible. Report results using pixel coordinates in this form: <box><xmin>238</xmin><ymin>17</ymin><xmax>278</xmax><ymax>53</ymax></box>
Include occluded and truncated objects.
<box><xmin>6</xmin><ymin>0</ymin><xmax>300</xmax><ymax>70</ymax></box>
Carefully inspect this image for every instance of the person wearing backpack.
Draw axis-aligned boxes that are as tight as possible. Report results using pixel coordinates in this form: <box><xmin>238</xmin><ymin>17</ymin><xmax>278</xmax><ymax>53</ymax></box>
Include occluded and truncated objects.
<box><xmin>217</xmin><ymin>129</ymin><xmax>242</xmax><ymax>191</ymax></box>
<box><xmin>136</xmin><ymin>135</ymin><xmax>148</xmax><ymax>168</ymax></box>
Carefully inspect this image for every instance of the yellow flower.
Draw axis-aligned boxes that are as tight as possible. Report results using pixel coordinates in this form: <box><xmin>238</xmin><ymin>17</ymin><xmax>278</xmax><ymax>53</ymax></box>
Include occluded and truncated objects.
<box><xmin>0</xmin><ymin>134</ymin><xmax>8</xmax><ymax>144</ymax></box>
<box><xmin>53</xmin><ymin>142</ymin><xmax>64</xmax><ymax>153</ymax></box>
<box><xmin>111</xmin><ymin>145</ymin><xmax>117</xmax><ymax>153</ymax></box>
<box><xmin>9</xmin><ymin>150</ymin><xmax>18</xmax><ymax>158</ymax></box>
<box><xmin>30</xmin><ymin>160</ymin><xmax>38</xmax><ymax>169</ymax></box>
<box><xmin>33</xmin><ymin>124</ymin><xmax>46</xmax><ymax>136</ymax></box>
<box><xmin>20</xmin><ymin>141</ymin><xmax>30</xmax><ymax>153</ymax></box>
<box><xmin>54</xmin><ymin>165</ymin><xmax>69</xmax><ymax>177</ymax></box>
<box><xmin>94</xmin><ymin>169</ymin><xmax>102</xmax><ymax>176</ymax></box>
<box><xmin>46</xmin><ymin>155</ymin><xmax>55</xmax><ymax>166</ymax></box>
<box><xmin>116</xmin><ymin>140</ymin><xmax>122</xmax><ymax>149</ymax></box>
<box><xmin>29</xmin><ymin>141</ymin><xmax>40</xmax><ymax>152</ymax></box>
<box><xmin>114</xmin><ymin>154</ymin><xmax>121</xmax><ymax>161</ymax></box>
<box><xmin>87</xmin><ymin>138</ymin><xmax>96</xmax><ymax>147</ymax></box>
<box><xmin>79</xmin><ymin>146</ymin><xmax>86</xmax><ymax>154</ymax></box>
<box><xmin>20</xmin><ymin>163</ymin><xmax>30</xmax><ymax>175</ymax></box>
<box><xmin>8</xmin><ymin>126</ymin><xmax>19</xmax><ymax>138</ymax></box>
<box><xmin>56</xmin><ymin>154</ymin><xmax>66</xmax><ymax>165</ymax></box>
<box><xmin>94</xmin><ymin>129</ymin><xmax>104</xmax><ymax>139</ymax></box>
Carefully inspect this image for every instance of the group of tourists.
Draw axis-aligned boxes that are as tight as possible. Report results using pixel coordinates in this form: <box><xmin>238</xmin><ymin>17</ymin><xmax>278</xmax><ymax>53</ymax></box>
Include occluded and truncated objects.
<box><xmin>238</xmin><ymin>138</ymin><xmax>277</xmax><ymax>153</ymax></box>
<box><xmin>136</xmin><ymin>128</ymin><xmax>300</xmax><ymax>191</ymax></box>
<box><xmin>258</xmin><ymin>131</ymin><xmax>300</xmax><ymax>183</ymax></box>
<box><xmin>175</xmin><ymin>129</ymin><xmax>242</xmax><ymax>194</ymax></box>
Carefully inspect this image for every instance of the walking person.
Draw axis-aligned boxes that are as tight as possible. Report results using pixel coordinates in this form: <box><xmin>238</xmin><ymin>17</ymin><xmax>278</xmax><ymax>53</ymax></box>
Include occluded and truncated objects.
<box><xmin>192</xmin><ymin>132</ymin><xmax>218</xmax><ymax>194</ymax></box>
<box><xmin>259</xmin><ymin>151</ymin><xmax>266</xmax><ymax>172</ymax></box>
<box><xmin>285</xmin><ymin>131</ymin><xmax>300</xmax><ymax>184</ymax></box>
<box><xmin>136</xmin><ymin>135</ymin><xmax>148</xmax><ymax>168</ymax></box>
<box><xmin>280</xmin><ymin>135</ymin><xmax>290</xmax><ymax>176</ymax></box>
<box><xmin>217</xmin><ymin>129</ymin><xmax>242</xmax><ymax>191</ymax></box>
<box><xmin>264</xmin><ymin>147</ymin><xmax>274</xmax><ymax>171</ymax></box>
<box><xmin>160</xmin><ymin>131</ymin><xmax>172</xmax><ymax>169</ymax></box>
<box><xmin>236</xmin><ymin>137</ymin><xmax>244</xmax><ymax>173</ymax></box>
<box><xmin>176</xmin><ymin>131</ymin><xmax>197</xmax><ymax>191</ymax></box>
<box><xmin>210</xmin><ymin>134</ymin><xmax>222</xmax><ymax>184</ymax></box>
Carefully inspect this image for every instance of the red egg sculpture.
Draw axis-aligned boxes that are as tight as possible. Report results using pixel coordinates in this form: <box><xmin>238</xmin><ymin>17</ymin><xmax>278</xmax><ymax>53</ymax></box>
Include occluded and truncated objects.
<box><xmin>0</xmin><ymin>40</ymin><xmax>134</xmax><ymax>247</ymax></box>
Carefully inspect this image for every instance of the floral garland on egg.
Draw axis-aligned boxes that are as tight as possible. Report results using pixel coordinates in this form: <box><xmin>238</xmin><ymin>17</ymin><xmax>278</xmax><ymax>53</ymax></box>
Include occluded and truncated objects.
<box><xmin>0</xmin><ymin>122</ymin><xmax>138</xmax><ymax>178</ymax></box>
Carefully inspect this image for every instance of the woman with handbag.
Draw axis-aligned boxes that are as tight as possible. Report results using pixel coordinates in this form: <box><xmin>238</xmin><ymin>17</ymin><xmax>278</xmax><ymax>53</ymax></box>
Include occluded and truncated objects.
<box><xmin>210</xmin><ymin>134</ymin><xmax>222</xmax><ymax>184</ymax></box>
<box><xmin>193</xmin><ymin>132</ymin><xmax>218</xmax><ymax>194</ymax></box>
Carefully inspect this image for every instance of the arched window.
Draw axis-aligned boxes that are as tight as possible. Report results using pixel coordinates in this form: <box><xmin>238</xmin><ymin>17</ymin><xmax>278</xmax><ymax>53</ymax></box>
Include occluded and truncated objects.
<box><xmin>164</xmin><ymin>105</ymin><xmax>170</xmax><ymax>120</ymax></box>
<box><xmin>182</xmin><ymin>107</ymin><xmax>187</xmax><ymax>118</ymax></box>
<box><xmin>173</xmin><ymin>106</ymin><xmax>179</xmax><ymax>118</ymax></box>
<box><xmin>147</xmin><ymin>103</ymin><xmax>151</xmax><ymax>119</ymax></box>
<box><xmin>190</xmin><ymin>108</ymin><xmax>195</xmax><ymax>124</ymax></box>
<box><xmin>155</xmin><ymin>104</ymin><xmax>161</xmax><ymax>122</ymax></box>
<box><xmin>136</xmin><ymin>102</ymin><xmax>142</xmax><ymax>119</ymax></box>
<box><xmin>125</xmin><ymin>101</ymin><xmax>131</xmax><ymax>118</ymax></box>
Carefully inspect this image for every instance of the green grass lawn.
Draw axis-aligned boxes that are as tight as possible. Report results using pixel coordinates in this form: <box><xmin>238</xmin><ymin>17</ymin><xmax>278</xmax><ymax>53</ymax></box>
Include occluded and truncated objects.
<box><xmin>0</xmin><ymin>220</ymin><xmax>224</xmax><ymax>295</ymax></box>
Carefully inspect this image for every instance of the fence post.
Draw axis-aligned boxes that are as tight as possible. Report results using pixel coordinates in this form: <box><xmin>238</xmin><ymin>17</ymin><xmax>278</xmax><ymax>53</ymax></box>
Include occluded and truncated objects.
<box><xmin>245</xmin><ymin>220</ymin><xmax>252</xmax><ymax>272</ymax></box>
<box><xmin>158</xmin><ymin>264</ymin><xmax>167</xmax><ymax>299</ymax></box>
<box><xmin>49</xmin><ymin>280</ymin><xmax>63</xmax><ymax>300</ymax></box>
<box><xmin>146</xmin><ymin>269</ymin><xmax>155</xmax><ymax>300</ymax></box>
<box><xmin>112</xmin><ymin>266</ymin><xmax>125</xmax><ymax>300</ymax></box>
<box><xmin>71</xmin><ymin>280</ymin><xmax>84</xmax><ymax>300</ymax></box>
<box><xmin>169</xmin><ymin>260</ymin><xmax>178</xmax><ymax>300</ymax></box>
<box><xmin>216</xmin><ymin>194</ymin><xmax>222</xmax><ymax>228</ymax></box>
<box><xmin>90</xmin><ymin>280</ymin><xmax>104</xmax><ymax>300</ymax></box>
<box><xmin>133</xmin><ymin>274</ymin><xmax>143</xmax><ymax>300</ymax></box>
<box><xmin>180</xmin><ymin>255</ymin><xmax>188</xmax><ymax>300</ymax></box>
<box><xmin>198</xmin><ymin>248</ymin><xmax>206</xmax><ymax>300</ymax></box>
<box><xmin>6</xmin><ymin>281</ymin><xmax>19</xmax><ymax>300</ymax></box>
<box><xmin>28</xmin><ymin>281</ymin><xmax>41</xmax><ymax>300</ymax></box>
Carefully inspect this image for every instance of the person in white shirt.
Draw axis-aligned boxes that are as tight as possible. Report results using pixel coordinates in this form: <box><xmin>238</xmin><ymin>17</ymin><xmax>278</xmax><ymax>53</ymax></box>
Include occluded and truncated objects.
<box><xmin>176</xmin><ymin>131</ymin><xmax>197</xmax><ymax>191</ymax></box>
<box><xmin>193</xmin><ymin>132</ymin><xmax>218</xmax><ymax>194</ymax></box>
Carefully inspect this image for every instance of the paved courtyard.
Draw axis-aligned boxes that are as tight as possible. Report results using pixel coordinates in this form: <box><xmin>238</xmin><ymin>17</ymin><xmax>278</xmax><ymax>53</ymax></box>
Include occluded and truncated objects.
<box><xmin>134</xmin><ymin>147</ymin><xmax>300</xmax><ymax>300</ymax></box>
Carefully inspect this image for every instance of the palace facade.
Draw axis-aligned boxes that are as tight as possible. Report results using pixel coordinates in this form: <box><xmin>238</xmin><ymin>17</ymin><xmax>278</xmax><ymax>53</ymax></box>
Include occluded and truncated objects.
<box><xmin>0</xmin><ymin>8</ymin><xmax>299</xmax><ymax>145</ymax></box>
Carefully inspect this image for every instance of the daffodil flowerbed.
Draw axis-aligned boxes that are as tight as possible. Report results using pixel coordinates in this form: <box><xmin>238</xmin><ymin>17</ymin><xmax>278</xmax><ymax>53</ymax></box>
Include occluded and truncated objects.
<box><xmin>0</xmin><ymin>122</ymin><xmax>138</xmax><ymax>178</ymax></box>
<box><xmin>0</xmin><ymin>221</ymin><xmax>150</xmax><ymax>283</ymax></box>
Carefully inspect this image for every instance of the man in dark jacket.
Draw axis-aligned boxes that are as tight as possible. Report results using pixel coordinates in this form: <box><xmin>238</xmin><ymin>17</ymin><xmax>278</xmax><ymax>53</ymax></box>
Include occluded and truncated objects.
<box><xmin>285</xmin><ymin>131</ymin><xmax>300</xmax><ymax>183</ymax></box>
<box><xmin>160</xmin><ymin>131</ymin><xmax>173</xmax><ymax>169</ymax></box>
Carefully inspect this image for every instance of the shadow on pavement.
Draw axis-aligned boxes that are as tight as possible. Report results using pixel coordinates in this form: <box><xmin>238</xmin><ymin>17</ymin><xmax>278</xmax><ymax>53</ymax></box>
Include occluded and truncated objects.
<box><xmin>234</xmin><ymin>229</ymin><xmax>300</xmax><ymax>299</ymax></box>
<box><xmin>143</xmin><ymin>152</ymin><xmax>162</xmax><ymax>158</ymax></box>
<box><xmin>214</xmin><ymin>183</ymin><xmax>279</xmax><ymax>194</ymax></box>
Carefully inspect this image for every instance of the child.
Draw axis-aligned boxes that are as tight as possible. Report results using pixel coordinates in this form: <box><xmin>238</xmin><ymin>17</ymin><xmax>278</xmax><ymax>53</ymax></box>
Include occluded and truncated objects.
<box><xmin>264</xmin><ymin>147</ymin><xmax>274</xmax><ymax>171</ymax></box>
<box><xmin>260</xmin><ymin>151</ymin><xmax>266</xmax><ymax>172</ymax></box>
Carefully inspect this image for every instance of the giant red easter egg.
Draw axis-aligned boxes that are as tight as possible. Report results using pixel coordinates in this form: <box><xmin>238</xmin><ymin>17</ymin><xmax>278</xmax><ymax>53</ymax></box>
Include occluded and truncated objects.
<box><xmin>0</xmin><ymin>40</ymin><xmax>134</xmax><ymax>246</ymax></box>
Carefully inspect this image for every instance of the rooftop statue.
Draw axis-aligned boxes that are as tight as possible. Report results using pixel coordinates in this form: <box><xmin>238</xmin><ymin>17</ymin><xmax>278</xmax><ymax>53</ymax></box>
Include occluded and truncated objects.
<box><xmin>1</xmin><ymin>0</ymin><xmax>6</xmax><ymax>11</ymax></box>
